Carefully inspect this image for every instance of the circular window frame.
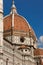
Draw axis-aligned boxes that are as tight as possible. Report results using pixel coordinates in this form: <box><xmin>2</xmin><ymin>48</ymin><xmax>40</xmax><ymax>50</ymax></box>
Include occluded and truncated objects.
<box><xmin>20</xmin><ymin>37</ymin><xmax>25</xmax><ymax>43</ymax></box>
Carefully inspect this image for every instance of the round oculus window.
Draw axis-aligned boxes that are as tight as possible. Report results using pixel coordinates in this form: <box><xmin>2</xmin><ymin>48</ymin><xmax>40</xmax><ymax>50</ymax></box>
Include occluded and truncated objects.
<box><xmin>20</xmin><ymin>37</ymin><xmax>25</xmax><ymax>42</ymax></box>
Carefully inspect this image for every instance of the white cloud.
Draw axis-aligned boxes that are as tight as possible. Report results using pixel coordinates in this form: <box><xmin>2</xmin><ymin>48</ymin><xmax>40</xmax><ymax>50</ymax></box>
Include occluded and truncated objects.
<box><xmin>36</xmin><ymin>36</ymin><xmax>43</xmax><ymax>48</ymax></box>
<box><xmin>39</xmin><ymin>36</ymin><xmax>43</xmax><ymax>43</ymax></box>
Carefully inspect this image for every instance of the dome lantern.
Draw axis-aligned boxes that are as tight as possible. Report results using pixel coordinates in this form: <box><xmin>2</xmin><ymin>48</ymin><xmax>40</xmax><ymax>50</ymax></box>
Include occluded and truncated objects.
<box><xmin>11</xmin><ymin>0</ymin><xmax>17</xmax><ymax>14</ymax></box>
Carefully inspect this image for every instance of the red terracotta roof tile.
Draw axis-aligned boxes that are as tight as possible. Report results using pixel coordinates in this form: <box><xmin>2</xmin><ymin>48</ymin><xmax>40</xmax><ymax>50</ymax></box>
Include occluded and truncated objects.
<box><xmin>4</xmin><ymin>14</ymin><xmax>29</xmax><ymax>32</ymax></box>
<box><xmin>34</xmin><ymin>48</ymin><xmax>43</xmax><ymax>56</ymax></box>
<box><xmin>3</xmin><ymin>14</ymin><xmax>36</xmax><ymax>40</ymax></box>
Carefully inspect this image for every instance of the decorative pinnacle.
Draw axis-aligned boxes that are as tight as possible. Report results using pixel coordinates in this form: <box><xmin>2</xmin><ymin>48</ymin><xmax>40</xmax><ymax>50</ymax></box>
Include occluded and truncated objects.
<box><xmin>10</xmin><ymin>0</ymin><xmax>17</xmax><ymax>14</ymax></box>
<box><xmin>12</xmin><ymin>0</ymin><xmax>14</xmax><ymax>6</ymax></box>
<box><xmin>12</xmin><ymin>0</ymin><xmax>16</xmax><ymax>9</ymax></box>
<box><xmin>12</xmin><ymin>0</ymin><xmax>14</xmax><ymax>4</ymax></box>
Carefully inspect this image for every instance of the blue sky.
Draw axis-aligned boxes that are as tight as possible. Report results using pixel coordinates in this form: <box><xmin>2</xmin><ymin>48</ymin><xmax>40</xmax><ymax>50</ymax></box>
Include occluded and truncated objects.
<box><xmin>3</xmin><ymin>0</ymin><xmax>43</xmax><ymax>46</ymax></box>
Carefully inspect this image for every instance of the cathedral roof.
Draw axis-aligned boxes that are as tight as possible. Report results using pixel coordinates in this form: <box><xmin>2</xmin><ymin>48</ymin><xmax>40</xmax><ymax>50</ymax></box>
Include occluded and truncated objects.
<box><xmin>34</xmin><ymin>48</ymin><xmax>43</xmax><ymax>56</ymax></box>
<box><xmin>34</xmin><ymin>48</ymin><xmax>43</xmax><ymax>65</ymax></box>
<box><xmin>3</xmin><ymin>0</ymin><xmax>37</xmax><ymax>41</ymax></box>
<box><xmin>3</xmin><ymin>13</ymin><xmax>36</xmax><ymax>41</ymax></box>
<box><xmin>4</xmin><ymin>14</ymin><xmax>30</xmax><ymax>32</ymax></box>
